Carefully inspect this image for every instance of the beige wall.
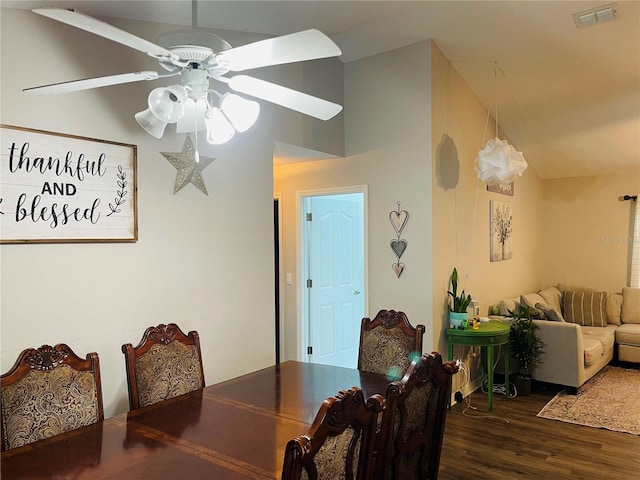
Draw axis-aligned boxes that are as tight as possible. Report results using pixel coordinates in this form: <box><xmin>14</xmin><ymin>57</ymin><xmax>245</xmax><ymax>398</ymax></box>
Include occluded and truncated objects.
<box><xmin>0</xmin><ymin>9</ymin><xmax>343</xmax><ymax>418</ymax></box>
<box><xmin>430</xmin><ymin>44</ymin><xmax>545</xmax><ymax>395</ymax></box>
<box><xmin>430</xmin><ymin>43</ymin><xmax>544</xmax><ymax>351</ymax></box>
<box><xmin>541</xmin><ymin>170</ymin><xmax>640</xmax><ymax>292</ymax></box>
<box><xmin>274</xmin><ymin>41</ymin><xmax>433</xmax><ymax>361</ymax></box>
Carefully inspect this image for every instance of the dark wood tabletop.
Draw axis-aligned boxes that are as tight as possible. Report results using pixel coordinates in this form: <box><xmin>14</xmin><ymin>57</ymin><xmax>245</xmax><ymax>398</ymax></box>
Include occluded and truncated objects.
<box><xmin>1</xmin><ymin>361</ymin><xmax>389</xmax><ymax>479</ymax></box>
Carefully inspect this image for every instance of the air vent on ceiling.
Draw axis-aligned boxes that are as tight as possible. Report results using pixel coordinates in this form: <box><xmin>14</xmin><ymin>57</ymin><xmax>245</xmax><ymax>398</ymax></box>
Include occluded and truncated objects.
<box><xmin>573</xmin><ymin>3</ymin><xmax>618</xmax><ymax>28</ymax></box>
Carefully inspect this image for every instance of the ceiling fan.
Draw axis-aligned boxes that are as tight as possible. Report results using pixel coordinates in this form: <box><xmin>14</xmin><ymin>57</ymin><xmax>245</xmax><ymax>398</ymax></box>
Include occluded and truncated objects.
<box><xmin>24</xmin><ymin>3</ymin><xmax>343</xmax><ymax>145</ymax></box>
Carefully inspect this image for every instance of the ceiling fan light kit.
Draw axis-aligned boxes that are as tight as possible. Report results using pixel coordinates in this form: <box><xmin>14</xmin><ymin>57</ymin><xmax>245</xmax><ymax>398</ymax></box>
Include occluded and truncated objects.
<box><xmin>25</xmin><ymin>7</ymin><xmax>343</xmax><ymax>147</ymax></box>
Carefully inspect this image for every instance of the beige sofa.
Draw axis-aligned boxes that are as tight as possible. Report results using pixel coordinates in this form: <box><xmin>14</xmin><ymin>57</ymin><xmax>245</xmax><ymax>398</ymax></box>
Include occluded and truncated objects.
<box><xmin>492</xmin><ymin>285</ymin><xmax>640</xmax><ymax>390</ymax></box>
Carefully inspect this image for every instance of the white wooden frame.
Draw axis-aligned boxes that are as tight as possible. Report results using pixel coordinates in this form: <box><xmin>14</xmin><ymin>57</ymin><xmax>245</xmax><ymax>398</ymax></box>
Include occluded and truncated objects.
<box><xmin>1</xmin><ymin>125</ymin><xmax>137</xmax><ymax>243</ymax></box>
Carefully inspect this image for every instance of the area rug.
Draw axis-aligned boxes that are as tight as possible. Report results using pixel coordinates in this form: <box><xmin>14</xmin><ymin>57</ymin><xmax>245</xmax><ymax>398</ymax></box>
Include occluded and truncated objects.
<box><xmin>537</xmin><ymin>366</ymin><xmax>640</xmax><ymax>435</ymax></box>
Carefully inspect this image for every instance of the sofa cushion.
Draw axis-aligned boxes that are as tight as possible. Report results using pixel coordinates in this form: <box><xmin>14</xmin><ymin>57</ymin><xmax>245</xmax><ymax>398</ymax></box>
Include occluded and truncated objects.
<box><xmin>563</xmin><ymin>291</ymin><xmax>607</xmax><ymax>327</ymax></box>
<box><xmin>581</xmin><ymin>326</ymin><xmax>616</xmax><ymax>366</ymax></box>
<box><xmin>520</xmin><ymin>294</ymin><xmax>547</xmax><ymax>319</ymax></box>
<box><xmin>618</xmin><ymin>344</ymin><xmax>640</xmax><ymax>363</ymax></box>
<box><xmin>615</xmin><ymin>323</ymin><xmax>640</xmax><ymax>346</ymax></box>
<box><xmin>538</xmin><ymin>286</ymin><xmax>563</xmax><ymax>314</ymax></box>
<box><xmin>535</xmin><ymin>303</ymin><xmax>565</xmax><ymax>322</ymax></box>
<box><xmin>498</xmin><ymin>298</ymin><xmax>520</xmax><ymax>316</ymax></box>
<box><xmin>582</xmin><ymin>338</ymin><xmax>603</xmax><ymax>366</ymax></box>
<box><xmin>605</xmin><ymin>292</ymin><xmax>623</xmax><ymax>325</ymax></box>
<box><xmin>621</xmin><ymin>287</ymin><xmax>640</xmax><ymax>324</ymax></box>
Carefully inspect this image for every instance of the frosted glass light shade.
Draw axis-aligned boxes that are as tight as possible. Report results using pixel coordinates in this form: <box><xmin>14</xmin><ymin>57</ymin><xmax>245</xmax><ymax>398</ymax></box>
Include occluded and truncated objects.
<box><xmin>176</xmin><ymin>98</ymin><xmax>207</xmax><ymax>133</ymax></box>
<box><xmin>148</xmin><ymin>85</ymin><xmax>187</xmax><ymax>123</ymax></box>
<box><xmin>135</xmin><ymin>109</ymin><xmax>167</xmax><ymax>139</ymax></box>
<box><xmin>220</xmin><ymin>94</ymin><xmax>260</xmax><ymax>132</ymax></box>
<box><xmin>204</xmin><ymin>107</ymin><xmax>235</xmax><ymax>145</ymax></box>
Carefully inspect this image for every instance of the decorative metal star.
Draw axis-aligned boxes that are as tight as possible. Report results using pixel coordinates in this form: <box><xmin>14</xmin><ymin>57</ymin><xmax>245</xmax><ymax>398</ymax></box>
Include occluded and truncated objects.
<box><xmin>161</xmin><ymin>134</ymin><xmax>215</xmax><ymax>195</ymax></box>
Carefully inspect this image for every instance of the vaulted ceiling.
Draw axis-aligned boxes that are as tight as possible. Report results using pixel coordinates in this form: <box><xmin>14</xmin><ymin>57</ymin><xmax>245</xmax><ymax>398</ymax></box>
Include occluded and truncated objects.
<box><xmin>3</xmin><ymin>1</ymin><xmax>639</xmax><ymax>179</ymax></box>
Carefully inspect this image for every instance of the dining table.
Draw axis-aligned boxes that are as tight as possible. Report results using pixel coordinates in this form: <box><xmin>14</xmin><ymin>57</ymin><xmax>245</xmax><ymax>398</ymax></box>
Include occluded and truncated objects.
<box><xmin>1</xmin><ymin>361</ymin><xmax>390</xmax><ymax>479</ymax></box>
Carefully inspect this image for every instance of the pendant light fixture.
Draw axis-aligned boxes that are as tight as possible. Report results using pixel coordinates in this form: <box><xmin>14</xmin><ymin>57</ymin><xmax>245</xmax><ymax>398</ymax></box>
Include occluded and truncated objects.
<box><xmin>475</xmin><ymin>62</ymin><xmax>528</xmax><ymax>185</ymax></box>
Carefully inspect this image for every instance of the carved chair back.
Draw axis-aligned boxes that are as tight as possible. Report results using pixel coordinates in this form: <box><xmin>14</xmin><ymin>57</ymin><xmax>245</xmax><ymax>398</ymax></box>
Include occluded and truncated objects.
<box><xmin>358</xmin><ymin>310</ymin><xmax>425</xmax><ymax>380</ymax></box>
<box><xmin>281</xmin><ymin>387</ymin><xmax>386</xmax><ymax>480</ymax></box>
<box><xmin>121</xmin><ymin>323</ymin><xmax>205</xmax><ymax>410</ymax></box>
<box><xmin>376</xmin><ymin>352</ymin><xmax>458</xmax><ymax>480</ymax></box>
<box><xmin>1</xmin><ymin>344</ymin><xmax>104</xmax><ymax>451</ymax></box>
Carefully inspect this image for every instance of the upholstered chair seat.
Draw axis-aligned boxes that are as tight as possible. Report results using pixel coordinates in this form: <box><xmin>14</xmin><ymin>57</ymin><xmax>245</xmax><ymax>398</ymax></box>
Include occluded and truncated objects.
<box><xmin>358</xmin><ymin>310</ymin><xmax>425</xmax><ymax>380</ymax></box>
<box><xmin>134</xmin><ymin>340</ymin><xmax>203</xmax><ymax>408</ymax></box>
<box><xmin>281</xmin><ymin>387</ymin><xmax>386</xmax><ymax>480</ymax></box>
<box><xmin>1</xmin><ymin>344</ymin><xmax>103</xmax><ymax>451</ymax></box>
<box><xmin>376</xmin><ymin>352</ymin><xmax>458</xmax><ymax>480</ymax></box>
<box><xmin>122</xmin><ymin>323</ymin><xmax>205</xmax><ymax>410</ymax></box>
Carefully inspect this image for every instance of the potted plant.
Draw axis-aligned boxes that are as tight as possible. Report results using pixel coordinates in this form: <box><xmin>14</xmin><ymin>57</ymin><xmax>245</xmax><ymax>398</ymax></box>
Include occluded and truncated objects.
<box><xmin>507</xmin><ymin>305</ymin><xmax>544</xmax><ymax>395</ymax></box>
<box><xmin>447</xmin><ymin>268</ymin><xmax>472</xmax><ymax>328</ymax></box>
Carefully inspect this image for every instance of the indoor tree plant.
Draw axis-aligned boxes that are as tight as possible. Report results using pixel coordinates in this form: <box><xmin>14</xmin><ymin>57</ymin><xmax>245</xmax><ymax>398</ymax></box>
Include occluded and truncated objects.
<box><xmin>448</xmin><ymin>267</ymin><xmax>472</xmax><ymax>328</ymax></box>
<box><xmin>508</xmin><ymin>305</ymin><xmax>544</xmax><ymax>395</ymax></box>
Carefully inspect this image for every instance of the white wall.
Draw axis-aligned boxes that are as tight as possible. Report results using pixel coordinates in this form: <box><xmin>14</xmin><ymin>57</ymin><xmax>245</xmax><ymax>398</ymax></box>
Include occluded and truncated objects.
<box><xmin>274</xmin><ymin>40</ymin><xmax>433</xmax><ymax>361</ymax></box>
<box><xmin>0</xmin><ymin>9</ymin><xmax>342</xmax><ymax>417</ymax></box>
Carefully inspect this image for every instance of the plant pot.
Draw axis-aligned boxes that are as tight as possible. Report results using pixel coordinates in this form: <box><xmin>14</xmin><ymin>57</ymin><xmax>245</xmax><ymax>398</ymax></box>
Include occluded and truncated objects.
<box><xmin>512</xmin><ymin>375</ymin><xmax>532</xmax><ymax>396</ymax></box>
<box><xmin>449</xmin><ymin>311</ymin><xmax>469</xmax><ymax>329</ymax></box>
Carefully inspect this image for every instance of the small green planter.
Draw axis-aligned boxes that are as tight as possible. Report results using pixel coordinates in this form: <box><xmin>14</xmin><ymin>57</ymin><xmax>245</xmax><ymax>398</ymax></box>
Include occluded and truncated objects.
<box><xmin>449</xmin><ymin>311</ymin><xmax>469</xmax><ymax>329</ymax></box>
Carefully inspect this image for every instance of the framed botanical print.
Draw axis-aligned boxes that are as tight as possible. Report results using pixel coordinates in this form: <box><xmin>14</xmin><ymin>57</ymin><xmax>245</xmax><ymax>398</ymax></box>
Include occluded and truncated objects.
<box><xmin>490</xmin><ymin>200</ymin><xmax>512</xmax><ymax>261</ymax></box>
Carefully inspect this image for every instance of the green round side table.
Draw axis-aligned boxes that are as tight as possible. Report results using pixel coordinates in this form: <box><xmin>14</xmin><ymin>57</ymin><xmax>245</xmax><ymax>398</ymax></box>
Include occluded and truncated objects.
<box><xmin>446</xmin><ymin>320</ymin><xmax>510</xmax><ymax>411</ymax></box>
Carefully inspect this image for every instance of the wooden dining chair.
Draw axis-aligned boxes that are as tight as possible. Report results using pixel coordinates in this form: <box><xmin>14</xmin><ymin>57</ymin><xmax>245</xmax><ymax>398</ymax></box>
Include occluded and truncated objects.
<box><xmin>376</xmin><ymin>352</ymin><xmax>459</xmax><ymax>480</ymax></box>
<box><xmin>358</xmin><ymin>309</ymin><xmax>425</xmax><ymax>380</ymax></box>
<box><xmin>1</xmin><ymin>343</ymin><xmax>104</xmax><ymax>451</ymax></box>
<box><xmin>281</xmin><ymin>386</ymin><xmax>386</xmax><ymax>480</ymax></box>
<box><xmin>121</xmin><ymin>323</ymin><xmax>205</xmax><ymax>410</ymax></box>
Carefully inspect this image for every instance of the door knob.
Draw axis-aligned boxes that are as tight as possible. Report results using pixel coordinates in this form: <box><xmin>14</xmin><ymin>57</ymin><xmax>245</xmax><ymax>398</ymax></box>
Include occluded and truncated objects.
<box><xmin>353</xmin><ymin>290</ymin><xmax>361</xmax><ymax>295</ymax></box>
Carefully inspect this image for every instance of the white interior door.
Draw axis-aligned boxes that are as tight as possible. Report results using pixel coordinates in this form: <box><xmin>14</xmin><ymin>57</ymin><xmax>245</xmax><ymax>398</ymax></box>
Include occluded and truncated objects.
<box><xmin>305</xmin><ymin>193</ymin><xmax>364</xmax><ymax>368</ymax></box>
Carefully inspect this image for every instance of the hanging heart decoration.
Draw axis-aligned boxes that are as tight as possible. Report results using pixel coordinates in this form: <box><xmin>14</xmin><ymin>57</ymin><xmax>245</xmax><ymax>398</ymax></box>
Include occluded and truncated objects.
<box><xmin>390</xmin><ymin>239</ymin><xmax>407</xmax><ymax>260</ymax></box>
<box><xmin>392</xmin><ymin>262</ymin><xmax>405</xmax><ymax>278</ymax></box>
<box><xmin>389</xmin><ymin>209</ymin><xmax>409</xmax><ymax>237</ymax></box>
<box><xmin>389</xmin><ymin>201</ymin><xmax>409</xmax><ymax>279</ymax></box>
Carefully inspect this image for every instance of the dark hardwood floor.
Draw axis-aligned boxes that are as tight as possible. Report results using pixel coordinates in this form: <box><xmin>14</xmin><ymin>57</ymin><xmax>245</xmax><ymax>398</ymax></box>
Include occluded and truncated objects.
<box><xmin>439</xmin><ymin>380</ymin><xmax>640</xmax><ymax>480</ymax></box>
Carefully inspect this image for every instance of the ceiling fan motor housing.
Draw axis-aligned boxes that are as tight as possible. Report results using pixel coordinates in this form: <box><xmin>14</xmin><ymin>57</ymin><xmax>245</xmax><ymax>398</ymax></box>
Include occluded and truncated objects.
<box><xmin>180</xmin><ymin>68</ymin><xmax>210</xmax><ymax>100</ymax></box>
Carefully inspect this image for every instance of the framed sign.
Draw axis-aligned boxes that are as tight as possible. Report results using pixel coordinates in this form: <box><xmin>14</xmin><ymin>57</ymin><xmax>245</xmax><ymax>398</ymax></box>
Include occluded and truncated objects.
<box><xmin>487</xmin><ymin>182</ymin><xmax>514</xmax><ymax>196</ymax></box>
<box><xmin>0</xmin><ymin>125</ymin><xmax>137</xmax><ymax>243</ymax></box>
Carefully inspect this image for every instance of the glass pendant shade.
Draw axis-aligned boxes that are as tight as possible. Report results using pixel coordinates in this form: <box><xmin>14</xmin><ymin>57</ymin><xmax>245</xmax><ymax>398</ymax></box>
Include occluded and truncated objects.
<box><xmin>148</xmin><ymin>85</ymin><xmax>187</xmax><ymax>122</ymax></box>
<box><xmin>176</xmin><ymin>98</ymin><xmax>207</xmax><ymax>133</ymax></box>
<box><xmin>135</xmin><ymin>85</ymin><xmax>188</xmax><ymax>138</ymax></box>
<box><xmin>204</xmin><ymin>107</ymin><xmax>235</xmax><ymax>145</ymax></box>
<box><xmin>220</xmin><ymin>94</ymin><xmax>260</xmax><ymax>132</ymax></box>
<box><xmin>134</xmin><ymin>109</ymin><xmax>168</xmax><ymax>139</ymax></box>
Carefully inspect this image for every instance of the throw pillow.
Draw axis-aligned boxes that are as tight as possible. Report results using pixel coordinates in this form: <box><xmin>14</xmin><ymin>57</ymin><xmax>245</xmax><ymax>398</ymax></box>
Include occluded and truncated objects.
<box><xmin>538</xmin><ymin>286</ymin><xmax>563</xmax><ymax>314</ymax></box>
<box><xmin>498</xmin><ymin>298</ymin><xmax>520</xmax><ymax>316</ymax></box>
<box><xmin>563</xmin><ymin>291</ymin><xmax>607</xmax><ymax>327</ymax></box>
<box><xmin>520</xmin><ymin>294</ymin><xmax>547</xmax><ymax>319</ymax></box>
<box><xmin>605</xmin><ymin>292</ymin><xmax>623</xmax><ymax>325</ymax></box>
<box><xmin>535</xmin><ymin>302</ymin><xmax>565</xmax><ymax>322</ymax></box>
<box><xmin>621</xmin><ymin>288</ymin><xmax>640</xmax><ymax>324</ymax></box>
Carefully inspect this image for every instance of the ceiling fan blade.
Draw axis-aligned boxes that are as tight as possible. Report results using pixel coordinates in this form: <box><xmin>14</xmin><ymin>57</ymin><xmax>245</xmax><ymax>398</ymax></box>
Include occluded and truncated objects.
<box><xmin>33</xmin><ymin>8</ymin><xmax>179</xmax><ymax>62</ymax></box>
<box><xmin>227</xmin><ymin>75</ymin><xmax>342</xmax><ymax>120</ymax></box>
<box><xmin>23</xmin><ymin>71</ymin><xmax>160</xmax><ymax>95</ymax></box>
<box><xmin>217</xmin><ymin>29</ymin><xmax>341</xmax><ymax>72</ymax></box>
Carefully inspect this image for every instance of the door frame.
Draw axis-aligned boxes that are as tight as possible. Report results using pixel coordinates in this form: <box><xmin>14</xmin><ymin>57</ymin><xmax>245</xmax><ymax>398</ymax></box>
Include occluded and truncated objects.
<box><xmin>296</xmin><ymin>185</ymin><xmax>369</xmax><ymax>362</ymax></box>
<box><xmin>274</xmin><ymin>193</ymin><xmax>284</xmax><ymax>364</ymax></box>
